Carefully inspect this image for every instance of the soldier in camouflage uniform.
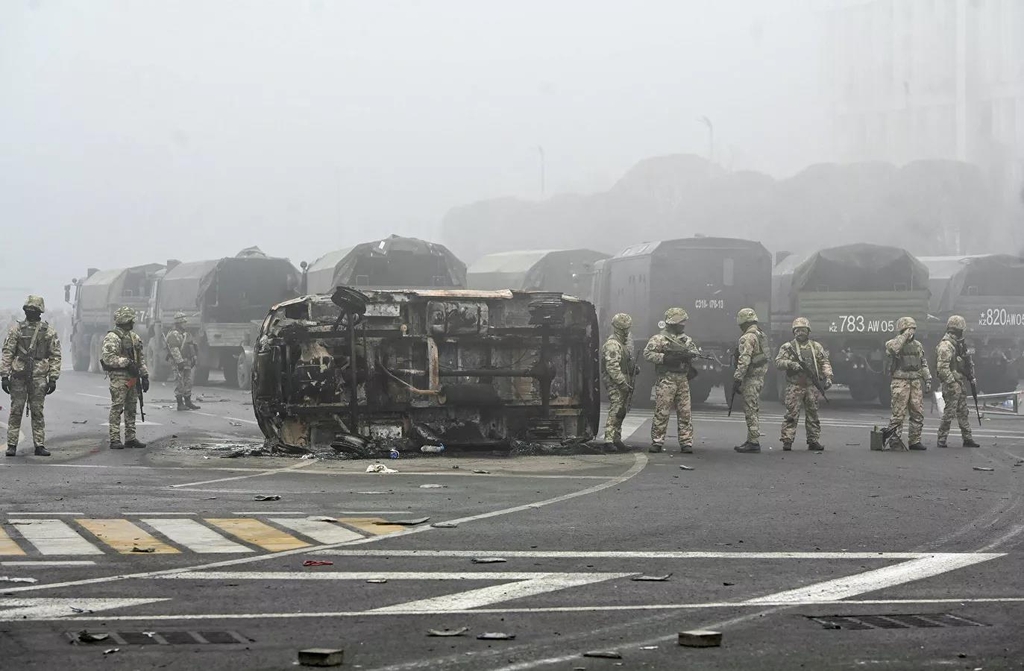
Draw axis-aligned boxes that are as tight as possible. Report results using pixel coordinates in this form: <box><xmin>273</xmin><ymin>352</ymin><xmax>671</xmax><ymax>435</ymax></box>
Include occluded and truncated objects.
<box><xmin>601</xmin><ymin>313</ymin><xmax>635</xmax><ymax>451</ymax></box>
<box><xmin>1</xmin><ymin>296</ymin><xmax>61</xmax><ymax>456</ymax></box>
<box><xmin>733</xmin><ymin>308</ymin><xmax>771</xmax><ymax>453</ymax></box>
<box><xmin>935</xmin><ymin>315</ymin><xmax>980</xmax><ymax>449</ymax></box>
<box><xmin>165</xmin><ymin>312</ymin><xmax>201</xmax><ymax>411</ymax></box>
<box><xmin>775</xmin><ymin>317</ymin><xmax>832</xmax><ymax>451</ymax></box>
<box><xmin>101</xmin><ymin>306</ymin><xmax>150</xmax><ymax>450</ymax></box>
<box><xmin>643</xmin><ymin>308</ymin><xmax>702</xmax><ymax>453</ymax></box>
<box><xmin>884</xmin><ymin>317</ymin><xmax>931</xmax><ymax>450</ymax></box>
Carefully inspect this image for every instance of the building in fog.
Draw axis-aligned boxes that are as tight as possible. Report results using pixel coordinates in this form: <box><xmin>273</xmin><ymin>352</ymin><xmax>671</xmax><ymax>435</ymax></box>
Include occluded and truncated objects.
<box><xmin>825</xmin><ymin>0</ymin><xmax>1023</xmax><ymax>198</ymax></box>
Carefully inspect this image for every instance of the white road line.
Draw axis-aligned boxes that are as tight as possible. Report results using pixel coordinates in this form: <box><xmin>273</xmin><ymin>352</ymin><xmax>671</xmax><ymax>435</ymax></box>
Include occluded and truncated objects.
<box><xmin>142</xmin><ymin>518</ymin><xmax>252</xmax><ymax>554</ymax></box>
<box><xmin>192</xmin><ymin>411</ymin><xmax>259</xmax><ymax>425</ymax></box>
<box><xmin>309</xmin><ymin>549</ymin><xmax>960</xmax><ymax>560</ymax></box>
<box><xmin>8</xmin><ymin>520</ymin><xmax>104</xmax><ymax>555</ymax></box>
<box><xmin>743</xmin><ymin>552</ymin><xmax>1002</xmax><ymax>604</ymax></box>
<box><xmin>120</xmin><ymin>512</ymin><xmax>195</xmax><ymax>516</ymax></box>
<box><xmin>8</xmin><ymin>512</ymin><xmax>85</xmax><ymax>516</ymax></box>
<box><xmin>75</xmin><ymin>393</ymin><xmax>108</xmax><ymax>400</ymax></box>
<box><xmin>0</xmin><ymin>598</ymin><xmax>168</xmax><ymax>621</ymax></box>
<box><xmin>0</xmin><ymin>453</ymin><xmax>649</xmax><ymax>595</ymax></box>
<box><xmin>100</xmin><ymin>421</ymin><xmax>162</xmax><ymax>426</ymax></box>
<box><xmin>1</xmin><ymin>561</ymin><xmax>96</xmax><ymax>567</ymax></box>
<box><xmin>230</xmin><ymin>511</ymin><xmax>306</xmax><ymax>515</ymax></box>
<box><xmin>270</xmin><ymin>518</ymin><xmax>363</xmax><ymax>544</ymax></box>
<box><xmin>159</xmin><ymin>572</ymin><xmax>574</xmax><ymax>581</ymax></box>
<box><xmin>170</xmin><ymin>458</ymin><xmax>317</xmax><ymax>488</ymax></box>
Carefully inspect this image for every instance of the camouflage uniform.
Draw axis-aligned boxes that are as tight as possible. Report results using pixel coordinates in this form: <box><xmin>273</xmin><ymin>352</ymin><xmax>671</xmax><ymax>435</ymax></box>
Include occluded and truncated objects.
<box><xmin>165</xmin><ymin>312</ymin><xmax>200</xmax><ymax>410</ymax></box>
<box><xmin>101</xmin><ymin>307</ymin><xmax>150</xmax><ymax>447</ymax></box>
<box><xmin>935</xmin><ymin>315</ymin><xmax>977</xmax><ymax>448</ymax></box>
<box><xmin>601</xmin><ymin>313</ymin><xmax>634</xmax><ymax>446</ymax></box>
<box><xmin>884</xmin><ymin>318</ymin><xmax>931</xmax><ymax>449</ymax></box>
<box><xmin>775</xmin><ymin>318</ymin><xmax>832</xmax><ymax>449</ymax></box>
<box><xmin>644</xmin><ymin>308</ymin><xmax>701</xmax><ymax>452</ymax></box>
<box><xmin>733</xmin><ymin>308</ymin><xmax>770</xmax><ymax>450</ymax></box>
<box><xmin>1</xmin><ymin>296</ymin><xmax>61</xmax><ymax>455</ymax></box>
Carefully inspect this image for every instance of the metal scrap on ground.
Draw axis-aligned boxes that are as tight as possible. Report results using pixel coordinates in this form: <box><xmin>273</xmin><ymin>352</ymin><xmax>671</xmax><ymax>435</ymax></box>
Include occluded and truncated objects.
<box><xmin>427</xmin><ymin>627</ymin><xmax>469</xmax><ymax>637</ymax></box>
<box><xmin>471</xmin><ymin>557</ymin><xmax>506</xmax><ymax>564</ymax></box>
<box><xmin>297</xmin><ymin>648</ymin><xmax>345</xmax><ymax>667</ymax></box>
<box><xmin>476</xmin><ymin>632</ymin><xmax>515</xmax><ymax>640</ymax></box>
<box><xmin>631</xmin><ymin>573</ymin><xmax>672</xmax><ymax>582</ymax></box>
<box><xmin>254</xmin><ymin>495</ymin><xmax>281</xmax><ymax>501</ymax></box>
<box><xmin>678</xmin><ymin>630</ymin><xmax>723</xmax><ymax>648</ymax></box>
<box><xmin>377</xmin><ymin>517</ymin><xmax>429</xmax><ymax>526</ymax></box>
<box><xmin>583</xmin><ymin>650</ymin><xmax>622</xmax><ymax>659</ymax></box>
<box><xmin>431</xmin><ymin>522</ymin><xmax>459</xmax><ymax>529</ymax></box>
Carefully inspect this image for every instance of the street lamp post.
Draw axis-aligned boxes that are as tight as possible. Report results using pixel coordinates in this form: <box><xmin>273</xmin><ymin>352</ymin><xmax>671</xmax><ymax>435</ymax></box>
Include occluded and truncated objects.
<box><xmin>698</xmin><ymin>116</ymin><xmax>714</xmax><ymax>164</ymax></box>
<box><xmin>538</xmin><ymin>145</ymin><xmax>546</xmax><ymax>197</ymax></box>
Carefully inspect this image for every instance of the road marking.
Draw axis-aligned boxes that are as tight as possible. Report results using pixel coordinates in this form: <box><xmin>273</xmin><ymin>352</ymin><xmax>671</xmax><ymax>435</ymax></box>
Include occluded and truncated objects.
<box><xmin>7</xmin><ymin>512</ymin><xmax>86</xmax><ymax>516</ymax></box>
<box><xmin>743</xmin><ymin>552</ymin><xmax>1000</xmax><ymax>604</ymax></box>
<box><xmin>309</xmin><ymin>549</ymin><xmax>962</xmax><ymax>560</ymax></box>
<box><xmin>270</xmin><ymin>518</ymin><xmax>363</xmax><ymax>544</ymax></box>
<box><xmin>0</xmin><ymin>454</ymin><xmax>648</xmax><ymax>594</ymax></box>
<box><xmin>75</xmin><ymin>393</ymin><xmax>108</xmax><ymax>400</ymax></box>
<box><xmin>142</xmin><ymin>519</ymin><xmax>253</xmax><ymax>554</ymax></box>
<box><xmin>170</xmin><ymin>459</ymin><xmax>317</xmax><ymax>488</ymax></box>
<box><xmin>76</xmin><ymin>519</ymin><xmax>179</xmax><ymax>555</ymax></box>
<box><xmin>120</xmin><ymin>512</ymin><xmax>195</xmax><ymax>516</ymax></box>
<box><xmin>192</xmin><ymin>411</ymin><xmax>259</xmax><ymax>425</ymax></box>
<box><xmin>0</xmin><ymin>527</ymin><xmax>26</xmax><ymax>556</ymax></box>
<box><xmin>338</xmin><ymin>517</ymin><xmax>409</xmax><ymax>536</ymax></box>
<box><xmin>0</xmin><ymin>598</ymin><xmax>169</xmax><ymax>621</ymax></box>
<box><xmin>230</xmin><ymin>511</ymin><xmax>308</xmax><ymax>515</ymax></box>
<box><xmin>100</xmin><ymin>421</ymin><xmax>162</xmax><ymax>426</ymax></box>
<box><xmin>1</xmin><ymin>561</ymin><xmax>95</xmax><ymax>567</ymax></box>
<box><xmin>160</xmin><ymin>571</ymin><xmax>582</xmax><ymax>581</ymax></box>
<box><xmin>206</xmin><ymin>519</ymin><xmax>311</xmax><ymax>552</ymax></box>
<box><xmin>9</xmin><ymin>519</ymin><xmax>104</xmax><ymax>555</ymax></box>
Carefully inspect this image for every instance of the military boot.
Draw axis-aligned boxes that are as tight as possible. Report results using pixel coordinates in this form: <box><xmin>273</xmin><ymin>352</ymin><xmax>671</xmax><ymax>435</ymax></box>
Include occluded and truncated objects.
<box><xmin>109</xmin><ymin>440</ymin><xmax>124</xmax><ymax>450</ymax></box>
<box><xmin>176</xmin><ymin>396</ymin><xmax>186</xmax><ymax>411</ymax></box>
<box><xmin>613</xmin><ymin>439</ymin><xmax>629</xmax><ymax>453</ymax></box>
<box><xmin>679</xmin><ymin>444</ymin><xmax>693</xmax><ymax>454</ymax></box>
<box><xmin>125</xmin><ymin>438</ymin><xmax>147</xmax><ymax>449</ymax></box>
<box><xmin>5</xmin><ymin>445</ymin><xmax>16</xmax><ymax>457</ymax></box>
<box><xmin>34</xmin><ymin>446</ymin><xmax>51</xmax><ymax>456</ymax></box>
<box><xmin>963</xmin><ymin>438</ymin><xmax>980</xmax><ymax>448</ymax></box>
<box><xmin>648</xmin><ymin>443</ymin><xmax>664</xmax><ymax>453</ymax></box>
<box><xmin>807</xmin><ymin>442</ymin><xmax>824</xmax><ymax>452</ymax></box>
<box><xmin>734</xmin><ymin>441</ymin><xmax>761</xmax><ymax>453</ymax></box>
<box><xmin>781</xmin><ymin>441</ymin><xmax>792</xmax><ymax>451</ymax></box>
<box><xmin>908</xmin><ymin>442</ymin><xmax>927</xmax><ymax>451</ymax></box>
<box><xmin>936</xmin><ymin>440</ymin><xmax>948</xmax><ymax>448</ymax></box>
<box><xmin>185</xmin><ymin>397</ymin><xmax>201</xmax><ymax>410</ymax></box>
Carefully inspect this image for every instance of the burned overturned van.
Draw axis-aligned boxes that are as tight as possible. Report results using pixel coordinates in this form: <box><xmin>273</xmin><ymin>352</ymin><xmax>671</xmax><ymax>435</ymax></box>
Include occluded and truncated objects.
<box><xmin>251</xmin><ymin>287</ymin><xmax>600</xmax><ymax>453</ymax></box>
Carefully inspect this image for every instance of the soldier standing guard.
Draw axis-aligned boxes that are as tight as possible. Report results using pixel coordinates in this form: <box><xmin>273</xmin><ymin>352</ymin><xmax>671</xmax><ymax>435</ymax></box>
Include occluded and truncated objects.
<box><xmin>643</xmin><ymin>308</ymin><xmax>701</xmax><ymax>454</ymax></box>
<box><xmin>1</xmin><ymin>296</ymin><xmax>61</xmax><ymax>457</ymax></box>
<box><xmin>601</xmin><ymin>313</ymin><xmax>635</xmax><ymax>451</ymax></box>
<box><xmin>775</xmin><ymin>317</ymin><xmax>832</xmax><ymax>451</ymax></box>
<box><xmin>166</xmin><ymin>312</ymin><xmax>201</xmax><ymax>411</ymax></box>
<box><xmin>101</xmin><ymin>306</ymin><xmax>149</xmax><ymax>450</ymax></box>
<box><xmin>733</xmin><ymin>308</ymin><xmax>770</xmax><ymax>453</ymax></box>
<box><xmin>935</xmin><ymin>315</ymin><xmax>980</xmax><ymax>448</ymax></box>
<box><xmin>884</xmin><ymin>317</ymin><xmax>931</xmax><ymax>450</ymax></box>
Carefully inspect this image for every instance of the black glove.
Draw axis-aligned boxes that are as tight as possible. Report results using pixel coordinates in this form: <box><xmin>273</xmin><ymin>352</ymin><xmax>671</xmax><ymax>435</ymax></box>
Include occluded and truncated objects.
<box><xmin>46</xmin><ymin>378</ymin><xmax>57</xmax><ymax>395</ymax></box>
<box><xmin>732</xmin><ymin>379</ymin><xmax>743</xmax><ymax>395</ymax></box>
<box><xmin>141</xmin><ymin>376</ymin><xmax>150</xmax><ymax>393</ymax></box>
<box><xmin>126</xmin><ymin>362</ymin><xmax>139</xmax><ymax>377</ymax></box>
<box><xmin>1</xmin><ymin>377</ymin><xmax>9</xmax><ymax>394</ymax></box>
<box><xmin>823</xmin><ymin>377</ymin><xmax>833</xmax><ymax>390</ymax></box>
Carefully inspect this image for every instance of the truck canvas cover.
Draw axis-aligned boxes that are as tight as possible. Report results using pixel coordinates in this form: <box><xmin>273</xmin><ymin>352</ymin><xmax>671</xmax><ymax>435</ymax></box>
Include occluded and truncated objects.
<box><xmin>791</xmin><ymin>243</ymin><xmax>929</xmax><ymax>294</ymax></box>
<box><xmin>468</xmin><ymin>249</ymin><xmax>608</xmax><ymax>295</ymax></box>
<box><xmin>159</xmin><ymin>256</ymin><xmax>300</xmax><ymax>322</ymax></box>
<box><xmin>308</xmin><ymin>236</ymin><xmax>465</xmax><ymax>294</ymax></box>
<box><xmin>77</xmin><ymin>264</ymin><xmax>163</xmax><ymax>313</ymax></box>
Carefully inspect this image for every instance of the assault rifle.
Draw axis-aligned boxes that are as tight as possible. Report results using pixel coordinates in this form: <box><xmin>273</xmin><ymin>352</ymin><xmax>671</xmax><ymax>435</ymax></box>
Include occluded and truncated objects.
<box><xmin>727</xmin><ymin>346</ymin><xmax>739</xmax><ymax>417</ymax></box>
<box><xmin>784</xmin><ymin>342</ymin><xmax>830</xmax><ymax>404</ymax></box>
<box><xmin>21</xmin><ymin>323</ymin><xmax>42</xmax><ymax>417</ymax></box>
<box><xmin>959</xmin><ymin>340</ymin><xmax>982</xmax><ymax>427</ymax></box>
<box><xmin>126</xmin><ymin>338</ymin><xmax>146</xmax><ymax>423</ymax></box>
<box><xmin>622</xmin><ymin>347</ymin><xmax>640</xmax><ymax>415</ymax></box>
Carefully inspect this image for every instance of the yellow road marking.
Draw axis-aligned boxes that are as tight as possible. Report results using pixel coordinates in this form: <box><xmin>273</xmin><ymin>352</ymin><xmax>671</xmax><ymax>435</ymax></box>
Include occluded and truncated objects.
<box><xmin>0</xmin><ymin>527</ymin><xmax>26</xmax><ymax>555</ymax></box>
<box><xmin>339</xmin><ymin>517</ymin><xmax>407</xmax><ymax>536</ymax></box>
<box><xmin>77</xmin><ymin>519</ymin><xmax>179</xmax><ymax>554</ymax></box>
<box><xmin>206</xmin><ymin>518</ymin><xmax>311</xmax><ymax>552</ymax></box>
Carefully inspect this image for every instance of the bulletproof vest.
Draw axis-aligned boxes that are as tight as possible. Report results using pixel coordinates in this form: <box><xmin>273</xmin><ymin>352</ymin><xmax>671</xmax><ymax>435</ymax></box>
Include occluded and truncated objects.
<box><xmin>601</xmin><ymin>337</ymin><xmax>631</xmax><ymax>378</ymax></box>
<box><xmin>941</xmin><ymin>334</ymin><xmax>966</xmax><ymax>374</ymax></box>
<box><xmin>895</xmin><ymin>341</ymin><xmax>924</xmax><ymax>372</ymax></box>
<box><xmin>13</xmin><ymin>321</ymin><xmax>48</xmax><ymax>371</ymax></box>
<box><xmin>101</xmin><ymin>328</ymin><xmax>136</xmax><ymax>372</ymax></box>
<box><xmin>749</xmin><ymin>329</ymin><xmax>769</xmax><ymax>367</ymax></box>
<box><xmin>656</xmin><ymin>331</ymin><xmax>692</xmax><ymax>374</ymax></box>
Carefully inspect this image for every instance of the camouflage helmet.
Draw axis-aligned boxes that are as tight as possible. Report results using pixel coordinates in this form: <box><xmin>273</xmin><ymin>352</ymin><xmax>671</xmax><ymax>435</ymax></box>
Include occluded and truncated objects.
<box><xmin>611</xmin><ymin>313</ymin><xmax>632</xmax><ymax>331</ymax></box>
<box><xmin>946</xmin><ymin>315</ymin><xmax>967</xmax><ymax>331</ymax></box>
<box><xmin>23</xmin><ymin>295</ymin><xmax>45</xmax><ymax>313</ymax></box>
<box><xmin>737</xmin><ymin>307</ymin><xmax>758</xmax><ymax>325</ymax></box>
<box><xmin>174</xmin><ymin>311</ymin><xmax>188</xmax><ymax>325</ymax></box>
<box><xmin>663</xmin><ymin>307</ymin><xmax>688</xmax><ymax>325</ymax></box>
<box><xmin>896</xmin><ymin>316</ymin><xmax>917</xmax><ymax>332</ymax></box>
<box><xmin>114</xmin><ymin>306</ymin><xmax>137</xmax><ymax>325</ymax></box>
<box><xmin>792</xmin><ymin>317</ymin><xmax>810</xmax><ymax>332</ymax></box>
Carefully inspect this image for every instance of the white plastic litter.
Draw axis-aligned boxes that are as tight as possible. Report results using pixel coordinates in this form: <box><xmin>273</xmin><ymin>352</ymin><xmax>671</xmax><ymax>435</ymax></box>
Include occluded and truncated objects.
<box><xmin>366</xmin><ymin>464</ymin><xmax>398</xmax><ymax>474</ymax></box>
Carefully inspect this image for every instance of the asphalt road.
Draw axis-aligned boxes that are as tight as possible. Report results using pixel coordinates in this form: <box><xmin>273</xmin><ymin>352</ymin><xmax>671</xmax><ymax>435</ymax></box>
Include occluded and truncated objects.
<box><xmin>1</xmin><ymin>370</ymin><xmax>1023</xmax><ymax>670</ymax></box>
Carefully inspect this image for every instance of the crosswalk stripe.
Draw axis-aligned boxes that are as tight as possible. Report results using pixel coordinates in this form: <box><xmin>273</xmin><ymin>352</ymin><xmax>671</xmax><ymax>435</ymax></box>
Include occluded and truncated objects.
<box><xmin>270</xmin><ymin>518</ymin><xmax>364</xmax><ymax>544</ymax></box>
<box><xmin>143</xmin><ymin>518</ymin><xmax>253</xmax><ymax>554</ymax></box>
<box><xmin>9</xmin><ymin>520</ymin><xmax>103</xmax><ymax>555</ymax></box>
<box><xmin>337</xmin><ymin>517</ymin><xmax>409</xmax><ymax>536</ymax></box>
<box><xmin>76</xmin><ymin>519</ymin><xmax>179</xmax><ymax>555</ymax></box>
<box><xmin>206</xmin><ymin>518</ymin><xmax>311</xmax><ymax>552</ymax></box>
<box><xmin>0</xmin><ymin>527</ymin><xmax>26</xmax><ymax>556</ymax></box>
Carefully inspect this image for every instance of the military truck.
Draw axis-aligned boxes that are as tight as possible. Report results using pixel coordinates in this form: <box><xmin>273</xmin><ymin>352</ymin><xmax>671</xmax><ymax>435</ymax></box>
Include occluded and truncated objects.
<box><xmin>772</xmin><ymin>243</ymin><xmax>930</xmax><ymax>405</ymax></box>
<box><xmin>303</xmin><ymin>235</ymin><xmax>466</xmax><ymax>294</ymax></box>
<box><xmin>251</xmin><ymin>287</ymin><xmax>600</xmax><ymax>453</ymax></box>
<box><xmin>920</xmin><ymin>254</ymin><xmax>1023</xmax><ymax>392</ymax></box>
<box><xmin>467</xmin><ymin>249</ymin><xmax>609</xmax><ymax>303</ymax></box>
<box><xmin>65</xmin><ymin>264</ymin><xmax>163</xmax><ymax>372</ymax></box>
<box><xmin>147</xmin><ymin>250</ymin><xmax>300</xmax><ymax>388</ymax></box>
<box><xmin>597</xmin><ymin>237</ymin><xmax>772</xmax><ymax>405</ymax></box>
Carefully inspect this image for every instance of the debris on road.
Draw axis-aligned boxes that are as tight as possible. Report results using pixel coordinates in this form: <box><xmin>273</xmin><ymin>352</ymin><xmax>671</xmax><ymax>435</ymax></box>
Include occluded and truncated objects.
<box><xmin>103</xmin><ymin>648</ymin><xmax>120</xmax><ymax>655</ymax></box>
<box><xmin>583</xmin><ymin>650</ymin><xmax>622</xmax><ymax>659</ymax></box>
<box><xmin>476</xmin><ymin>632</ymin><xmax>515</xmax><ymax>640</ymax></box>
<box><xmin>302</xmin><ymin>560</ymin><xmax>334</xmax><ymax>567</ymax></box>
<box><xmin>0</xmin><ymin>576</ymin><xmax>38</xmax><ymax>583</ymax></box>
<box><xmin>431</xmin><ymin>521</ymin><xmax>459</xmax><ymax>529</ymax></box>
<box><xmin>973</xmin><ymin>467</ymin><xmax>994</xmax><ymax>472</ymax></box>
<box><xmin>69</xmin><ymin>607</ymin><xmax>92</xmax><ymax>614</ymax></box>
<box><xmin>254</xmin><ymin>495</ymin><xmax>281</xmax><ymax>501</ymax></box>
<box><xmin>472</xmin><ymin>469</ymin><xmax>490</xmax><ymax>474</ymax></box>
<box><xmin>130</xmin><ymin>546</ymin><xmax>155</xmax><ymax>553</ymax></box>
<box><xmin>419</xmin><ymin>484</ymin><xmax>445</xmax><ymax>489</ymax></box>
<box><xmin>723</xmin><ymin>582</ymin><xmax>735</xmax><ymax>586</ymax></box>
<box><xmin>308</xmin><ymin>516</ymin><xmax>338</xmax><ymax>523</ymax></box>
<box><xmin>365</xmin><ymin>578</ymin><xmax>388</xmax><ymax>584</ymax></box>
<box><xmin>471</xmin><ymin>557</ymin><xmax>507</xmax><ymax>564</ymax></box>
<box><xmin>427</xmin><ymin>627</ymin><xmax>469</xmax><ymax>637</ymax></box>
<box><xmin>229</xmin><ymin>421</ymin><xmax>243</xmax><ymax>427</ymax></box>
<box><xmin>298</xmin><ymin>648</ymin><xmax>345</xmax><ymax>667</ymax></box>
<box><xmin>678</xmin><ymin>630</ymin><xmax>722</xmax><ymax>648</ymax></box>
<box><xmin>366</xmin><ymin>464</ymin><xmax>398</xmax><ymax>474</ymax></box>
<box><xmin>631</xmin><ymin>573</ymin><xmax>671</xmax><ymax>582</ymax></box>
<box><xmin>640</xmin><ymin>646</ymin><xmax>658</xmax><ymax>650</ymax></box>
<box><xmin>377</xmin><ymin>517</ymin><xmax>429</xmax><ymax>526</ymax></box>
<box><xmin>71</xmin><ymin>420</ymin><xmax>88</xmax><ymax>425</ymax></box>
<box><xmin>679</xmin><ymin>465</ymin><xmax>694</xmax><ymax>471</ymax></box>
<box><xmin>75</xmin><ymin>631</ymin><xmax>109</xmax><ymax>643</ymax></box>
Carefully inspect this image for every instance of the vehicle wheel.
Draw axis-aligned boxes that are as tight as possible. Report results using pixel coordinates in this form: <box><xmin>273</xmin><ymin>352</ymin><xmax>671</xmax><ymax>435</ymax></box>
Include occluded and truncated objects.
<box><xmin>221</xmin><ymin>351</ymin><xmax>240</xmax><ymax>388</ymax></box>
<box><xmin>88</xmin><ymin>334</ymin><xmax>102</xmax><ymax>373</ymax></box>
<box><xmin>147</xmin><ymin>340</ymin><xmax>169</xmax><ymax>382</ymax></box>
<box><xmin>849</xmin><ymin>382</ymin><xmax>877</xmax><ymax>402</ymax></box>
<box><xmin>194</xmin><ymin>366</ymin><xmax>210</xmax><ymax>386</ymax></box>
<box><xmin>236</xmin><ymin>348</ymin><xmax>253</xmax><ymax>392</ymax></box>
<box><xmin>690</xmin><ymin>379</ymin><xmax>712</xmax><ymax>405</ymax></box>
<box><xmin>876</xmin><ymin>381</ymin><xmax>892</xmax><ymax>408</ymax></box>
<box><xmin>72</xmin><ymin>342</ymin><xmax>89</xmax><ymax>372</ymax></box>
<box><xmin>980</xmin><ymin>368</ymin><xmax>1017</xmax><ymax>394</ymax></box>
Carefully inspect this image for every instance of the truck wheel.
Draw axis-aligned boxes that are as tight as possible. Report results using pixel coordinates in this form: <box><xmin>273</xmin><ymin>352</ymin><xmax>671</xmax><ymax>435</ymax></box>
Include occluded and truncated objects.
<box><xmin>221</xmin><ymin>350</ymin><xmax>240</xmax><ymax>388</ymax></box>
<box><xmin>876</xmin><ymin>381</ymin><xmax>892</xmax><ymax>408</ymax></box>
<box><xmin>72</xmin><ymin>342</ymin><xmax>89</xmax><ymax>372</ymax></box>
<box><xmin>236</xmin><ymin>348</ymin><xmax>253</xmax><ymax>392</ymax></box>
<box><xmin>690</xmin><ymin>379</ymin><xmax>712</xmax><ymax>405</ymax></box>
<box><xmin>194</xmin><ymin>366</ymin><xmax>210</xmax><ymax>386</ymax></box>
<box><xmin>88</xmin><ymin>334</ymin><xmax>102</xmax><ymax>373</ymax></box>
<box><xmin>849</xmin><ymin>382</ymin><xmax>877</xmax><ymax>402</ymax></box>
<box><xmin>147</xmin><ymin>341</ymin><xmax>169</xmax><ymax>382</ymax></box>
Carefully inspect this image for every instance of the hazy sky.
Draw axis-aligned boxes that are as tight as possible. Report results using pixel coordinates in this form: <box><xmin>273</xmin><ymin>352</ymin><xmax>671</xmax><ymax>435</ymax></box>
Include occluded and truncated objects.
<box><xmin>0</xmin><ymin>0</ymin><xmax>827</xmax><ymax>310</ymax></box>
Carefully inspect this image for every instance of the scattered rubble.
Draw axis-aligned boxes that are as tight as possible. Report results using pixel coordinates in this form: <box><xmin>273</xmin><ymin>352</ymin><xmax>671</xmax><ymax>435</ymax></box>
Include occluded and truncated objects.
<box><xmin>254</xmin><ymin>495</ymin><xmax>281</xmax><ymax>501</ymax></box>
<box><xmin>583</xmin><ymin>650</ymin><xmax>622</xmax><ymax>659</ymax></box>
<box><xmin>130</xmin><ymin>546</ymin><xmax>155</xmax><ymax>553</ymax></box>
<box><xmin>679</xmin><ymin>465</ymin><xmax>694</xmax><ymax>471</ymax></box>
<box><xmin>476</xmin><ymin>632</ymin><xmax>515</xmax><ymax>640</ymax></box>
<box><xmin>298</xmin><ymin>648</ymin><xmax>345</xmax><ymax>667</ymax></box>
<box><xmin>973</xmin><ymin>467</ymin><xmax>994</xmax><ymax>472</ymax></box>
<box><xmin>419</xmin><ymin>484</ymin><xmax>445</xmax><ymax>489</ymax></box>
<box><xmin>427</xmin><ymin>627</ymin><xmax>469</xmax><ymax>637</ymax></box>
<box><xmin>365</xmin><ymin>578</ymin><xmax>388</xmax><ymax>584</ymax></box>
<box><xmin>0</xmin><ymin>576</ymin><xmax>38</xmax><ymax>584</ymax></box>
<box><xmin>678</xmin><ymin>630</ymin><xmax>722</xmax><ymax>647</ymax></box>
<box><xmin>75</xmin><ymin>631</ymin><xmax>109</xmax><ymax>643</ymax></box>
<box><xmin>631</xmin><ymin>574</ymin><xmax>671</xmax><ymax>582</ymax></box>
<box><xmin>366</xmin><ymin>464</ymin><xmax>398</xmax><ymax>474</ymax></box>
<box><xmin>302</xmin><ymin>560</ymin><xmax>334</xmax><ymax>567</ymax></box>
<box><xmin>471</xmin><ymin>557</ymin><xmax>507</xmax><ymax>564</ymax></box>
<box><xmin>431</xmin><ymin>522</ymin><xmax>459</xmax><ymax>529</ymax></box>
<box><xmin>377</xmin><ymin>517</ymin><xmax>429</xmax><ymax>526</ymax></box>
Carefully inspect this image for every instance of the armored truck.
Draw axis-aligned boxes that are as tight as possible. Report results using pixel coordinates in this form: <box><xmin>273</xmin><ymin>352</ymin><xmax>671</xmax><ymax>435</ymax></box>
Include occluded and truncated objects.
<box><xmin>303</xmin><ymin>235</ymin><xmax>466</xmax><ymax>294</ymax></box>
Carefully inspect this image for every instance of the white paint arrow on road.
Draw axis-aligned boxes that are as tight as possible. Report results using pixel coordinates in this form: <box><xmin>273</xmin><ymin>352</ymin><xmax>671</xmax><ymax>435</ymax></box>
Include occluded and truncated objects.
<box><xmin>0</xmin><ymin>598</ymin><xmax>170</xmax><ymax>621</ymax></box>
